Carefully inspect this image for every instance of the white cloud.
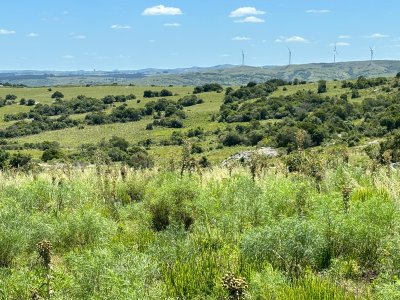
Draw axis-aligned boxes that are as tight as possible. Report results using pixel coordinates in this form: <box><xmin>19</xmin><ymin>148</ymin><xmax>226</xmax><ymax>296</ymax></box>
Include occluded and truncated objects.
<box><xmin>63</xmin><ymin>55</ymin><xmax>74</xmax><ymax>59</ymax></box>
<box><xmin>70</xmin><ymin>33</ymin><xmax>87</xmax><ymax>39</ymax></box>
<box><xmin>0</xmin><ymin>29</ymin><xmax>16</xmax><ymax>35</ymax></box>
<box><xmin>164</xmin><ymin>23</ymin><xmax>181</xmax><ymax>27</ymax></box>
<box><xmin>142</xmin><ymin>5</ymin><xmax>182</xmax><ymax>16</ymax></box>
<box><xmin>367</xmin><ymin>33</ymin><xmax>389</xmax><ymax>39</ymax></box>
<box><xmin>330</xmin><ymin>42</ymin><xmax>350</xmax><ymax>47</ymax></box>
<box><xmin>306</xmin><ymin>9</ymin><xmax>331</xmax><ymax>14</ymax></box>
<box><xmin>232</xmin><ymin>36</ymin><xmax>252</xmax><ymax>41</ymax></box>
<box><xmin>338</xmin><ymin>35</ymin><xmax>351</xmax><ymax>39</ymax></box>
<box><xmin>276</xmin><ymin>36</ymin><xmax>309</xmax><ymax>43</ymax></box>
<box><xmin>110</xmin><ymin>24</ymin><xmax>131</xmax><ymax>29</ymax></box>
<box><xmin>27</xmin><ymin>33</ymin><xmax>39</xmax><ymax>37</ymax></box>
<box><xmin>149</xmin><ymin>39</ymin><xmax>156</xmax><ymax>43</ymax></box>
<box><xmin>235</xmin><ymin>16</ymin><xmax>265</xmax><ymax>23</ymax></box>
<box><xmin>229</xmin><ymin>7</ymin><xmax>265</xmax><ymax>18</ymax></box>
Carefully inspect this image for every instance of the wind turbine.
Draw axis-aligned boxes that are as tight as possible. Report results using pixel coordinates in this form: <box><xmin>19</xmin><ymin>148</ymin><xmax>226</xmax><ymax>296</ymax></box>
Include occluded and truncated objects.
<box><xmin>369</xmin><ymin>46</ymin><xmax>375</xmax><ymax>61</ymax></box>
<box><xmin>287</xmin><ymin>47</ymin><xmax>292</xmax><ymax>66</ymax></box>
<box><xmin>333</xmin><ymin>43</ymin><xmax>339</xmax><ymax>63</ymax></box>
<box><xmin>241</xmin><ymin>50</ymin><xmax>245</xmax><ymax>66</ymax></box>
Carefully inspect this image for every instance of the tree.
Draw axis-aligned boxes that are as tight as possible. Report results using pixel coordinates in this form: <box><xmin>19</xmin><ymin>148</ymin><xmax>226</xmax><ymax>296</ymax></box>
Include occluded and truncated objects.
<box><xmin>9</xmin><ymin>153</ymin><xmax>31</xmax><ymax>169</ymax></box>
<box><xmin>126</xmin><ymin>147</ymin><xmax>154</xmax><ymax>169</ymax></box>
<box><xmin>351</xmin><ymin>89</ymin><xmax>360</xmax><ymax>99</ymax></box>
<box><xmin>396</xmin><ymin>72</ymin><xmax>400</xmax><ymax>79</ymax></box>
<box><xmin>109</xmin><ymin>136</ymin><xmax>129</xmax><ymax>151</ymax></box>
<box><xmin>27</xmin><ymin>99</ymin><xmax>36</xmax><ymax>106</ymax></box>
<box><xmin>317</xmin><ymin>80</ymin><xmax>327</xmax><ymax>94</ymax></box>
<box><xmin>51</xmin><ymin>91</ymin><xmax>64</xmax><ymax>99</ymax></box>
<box><xmin>143</xmin><ymin>90</ymin><xmax>156</xmax><ymax>98</ymax></box>
<box><xmin>5</xmin><ymin>94</ymin><xmax>17</xmax><ymax>101</ymax></box>
<box><xmin>160</xmin><ymin>89</ymin><xmax>173</xmax><ymax>97</ymax></box>
<box><xmin>0</xmin><ymin>149</ymin><xmax>10</xmax><ymax>169</ymax></box>
<box><xmin>42</xmin><ymin>148</ymin><xmax>63</xmax><ymax>162</ymax></box>
<box><xmin>222</xmin><ymin>132</ymin><xmax>244</xmax><ymax>146</ymax></box>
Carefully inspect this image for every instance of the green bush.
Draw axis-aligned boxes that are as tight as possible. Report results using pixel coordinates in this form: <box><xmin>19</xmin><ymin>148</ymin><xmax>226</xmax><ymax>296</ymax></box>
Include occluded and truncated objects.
<box><xmin>56</xmin><ymin>210</ymin><xmax>116</xmax><ymax>250</ymax></box>
<box><xmin>242</xmin><ymin>217</ymin><xmax>327</xmax><ymax>276</ymax></box>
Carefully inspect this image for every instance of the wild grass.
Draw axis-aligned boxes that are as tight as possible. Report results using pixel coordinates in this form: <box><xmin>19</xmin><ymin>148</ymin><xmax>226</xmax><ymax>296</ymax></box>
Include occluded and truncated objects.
<box><xmin>0</xmin><ymin>158</ymin><xmax>398</xmax><ymax>299</ymax></box>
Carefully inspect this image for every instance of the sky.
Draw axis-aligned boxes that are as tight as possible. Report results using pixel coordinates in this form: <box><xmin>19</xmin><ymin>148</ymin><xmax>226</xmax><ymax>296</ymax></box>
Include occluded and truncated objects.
<box><xmin>0</xmin><ymin>0</ymin><xmax>399</xmax><ymax>70</ymax></box>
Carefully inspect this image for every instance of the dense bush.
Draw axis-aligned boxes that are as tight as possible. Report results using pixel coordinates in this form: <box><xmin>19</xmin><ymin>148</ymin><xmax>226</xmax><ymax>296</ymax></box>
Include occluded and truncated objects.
<box><xmin>143</xmin><ymin>89</ymin><xmax>173</xmax><ymax>98</ymax></box>
<box><xmin>193</xmin><ymin>83</ymin><xmax>223</xmax><ymax>94</ymax></box>
<box><xmin>342</xmin><ymin>76</ymin><xmax>388</xmax><ymax>90</ymax></box>
<box><xmin>178</xmin><ymin>95</ymin><xmax>204</xmax><ymax>107</ymax></box>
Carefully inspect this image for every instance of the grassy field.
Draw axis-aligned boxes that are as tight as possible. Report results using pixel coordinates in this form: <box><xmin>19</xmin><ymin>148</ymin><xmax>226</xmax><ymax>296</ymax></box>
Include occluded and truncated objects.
<box><xmin>0</xmin><ymin>79</ymin><xmax>394</xmax><ymax>163</ymax></box>
<box><xmin>0</xmin><ymin>156</ymin><xmax>399</xmax><ymax>299</ymax></box>
<box><xmin>0</xmin><ymin>77</ymin><xmax>400</xmax><ymax>298</ymax></box>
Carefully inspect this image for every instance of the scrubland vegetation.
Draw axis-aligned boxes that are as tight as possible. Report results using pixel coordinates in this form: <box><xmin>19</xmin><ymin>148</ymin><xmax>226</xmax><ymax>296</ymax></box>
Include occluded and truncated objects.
<box><xmin>0</xmin><ymin>148</ymin><xmax>399</xmax><ymax>299</ymax></box>
<box><xmin>0</xmin><ymin>74</ymin><xmax>400</xmax><ymax>298</ymax></box>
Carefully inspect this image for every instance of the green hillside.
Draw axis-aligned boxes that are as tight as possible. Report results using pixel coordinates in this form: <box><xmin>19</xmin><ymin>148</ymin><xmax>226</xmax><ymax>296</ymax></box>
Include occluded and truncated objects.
<box><xmin>0</xmin><ymin>74</ymin><xmax>399</xmax><ymax>165</ymax></box>
<box><xmin>1</xmin><ymin>74</ymin><xmax>400</xmax><ymax>299</ymax></box>
<box><xmin>2</xmin><ymin>60</ymin><xmax>400</xmax><ymax>87</ymax></box>
<box><xmin>136</xmin><ymin>60</ymin><xmax>400</xmax><ymax>86</ymax></box>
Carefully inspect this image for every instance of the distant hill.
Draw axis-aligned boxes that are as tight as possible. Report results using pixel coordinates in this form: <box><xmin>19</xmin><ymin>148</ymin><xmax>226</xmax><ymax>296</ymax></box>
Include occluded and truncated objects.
<box><xmin>1</xmin><ymin>60</ymin><xmax>399</xmax><ymax>86</ymax></box>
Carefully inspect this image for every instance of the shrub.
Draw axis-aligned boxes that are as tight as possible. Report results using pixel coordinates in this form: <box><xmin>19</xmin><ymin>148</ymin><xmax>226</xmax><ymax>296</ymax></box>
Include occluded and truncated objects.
<box><xmin>126</xmin><ymin>147</ymin><xmax>154</xmax><ymax>169</ymax></box>
<box><xmin>222</xmin><ymin>132</ymin><xmax>244</xmax><ymax>146</ymax></box>
<box><xmin>242</xmin><ymin>217</ymin><xmax>326</xmax><ymax>276</ymax></box>
<box><xmin>41</xmin><ymin>148</ymin><xmax>64</xmax><ymax>162</ymax></box>
<box><xmin>56</xmin><ymin>210</ymin><xmax>116</xmax><ymax>250</ymax></box>
<box><xmin>51</xmin><ymin>91</ymin><xmax>64</xmax><ymax>99</ymax></box>
<box><xmin>9</xmin><ymin>153</ymin><xmax>32</xmax><ymax>169</ymax></box>
<box><xmin>118</xmin><ymin>179</ymin><xmax>147</xmax><ymax>205</ymax></box>
<box><xmin>317</xmin><ymin>80</ymin><xmax>327</xmax><ymax>94</ymax></box>
<box><xmin>351</xmin><ymin>89</ymin><xmax>360</xmax><ymax>99</ymax></box>
<box><xmin>27</xmin><ymin>99</ymin><xmax>36</xmax><ymax>106</ymax></box>
<box><xmin>0</xmin><ymin>210</ymin><xmax>27</xmax><ymax>267</ymax></box>
<box><xmin>148</xmin><ymin>180</ymin><xmax>196</xmax><ymax>231</ymax></box>
<box><xmin>5</xmin><ymin>94</ymin><xmax>17</xmax><ymax>101</ymax></box>
<box><xmin>160</xmin><ymin>89</ymin><xmax>173</xmax><ymax>97</ymax></box>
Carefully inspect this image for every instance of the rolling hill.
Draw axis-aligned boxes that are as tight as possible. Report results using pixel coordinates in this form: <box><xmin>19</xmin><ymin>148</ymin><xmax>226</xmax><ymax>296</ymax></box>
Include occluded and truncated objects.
<box><xmin>1</xmin><ymin>60</ymin><xmax>400</xmax><ymax>87</ymax></box>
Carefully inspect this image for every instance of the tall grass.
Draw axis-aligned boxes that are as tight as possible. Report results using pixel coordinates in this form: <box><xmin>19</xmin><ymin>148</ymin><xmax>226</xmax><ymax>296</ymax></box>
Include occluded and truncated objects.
<box><xmin>0</xmin><ymin>162</ymin><xmax>398</xmax><ymax>299</ymax></box>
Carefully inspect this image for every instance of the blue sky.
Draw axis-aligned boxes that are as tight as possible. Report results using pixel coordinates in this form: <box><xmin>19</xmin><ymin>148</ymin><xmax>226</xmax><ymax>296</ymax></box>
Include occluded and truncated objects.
<box><xmin>0</xmin><ymin>0</ymin><xmax>399</xmax><ymax>70</ymax></box>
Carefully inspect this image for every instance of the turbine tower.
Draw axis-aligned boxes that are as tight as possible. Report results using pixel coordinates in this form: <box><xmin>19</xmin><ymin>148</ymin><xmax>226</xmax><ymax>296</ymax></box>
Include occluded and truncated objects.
<box><xmin>369</xmin><ymin>46</ymin><xmax>375</xmax><ymax>61</ymax></box>
<box><xmin>333</xmin><ymin>43</ymin><xmax>339</xmax><ymax>63</ymax></box>
<box><xmin>287</xmin><ymin>47</ymin><xmax>292</xmax><ymax>66</ymax></box>
<box><xmin>241</xmin><ymin>50</ymin><xmax>245</xmax><ymax>66</ymax></box>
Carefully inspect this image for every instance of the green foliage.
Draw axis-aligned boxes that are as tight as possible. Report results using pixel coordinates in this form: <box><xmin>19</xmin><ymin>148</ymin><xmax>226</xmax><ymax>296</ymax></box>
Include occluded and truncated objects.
<box><xmin>178</xmin><ymin>95</ymin><xmax>204</xmax><ymax>106</ymax></box>
<box><xmin>56</xmin><ymin>209</ymin><xmax>116</xmax><ymax>250</ymax></box>
<box><xmin>318</xmin><ymin>80</ymin><xmax>327</xmax><ymax>93</ymax></box>
<box><xmin>0</xmin><ymin>161</ymin><xmax>397</xmax><ymax>298</ymax></box>
<box><xmin>51</xmin><ymin>91</ymin><xmax>64</xmax><ymax>99</ymax></box>
<box><xmin>193</xmin><ymin>83</ymin><xmax>223</xmax><ymax>94</ymax></box>
<box><xmin>148</xmin><ymin>177</ymin><xmax>196</xmax><ymax>231</ymax></box>
<box><xmin>242</xmin><ymin>217</ymin><xmax>327</xmax><ymax>277</ymax></box>
<box><xmin>144</xmin><ymin>89</ymin><xmax>173</xmax><ymax>98</ymax></box>
<box><xmin>41</xmin><ymin>147</ymin><xmax>63</xmax><ymax>162</ymax></box>
<box><xmin>1</xmin><ymin>78</ymin><xmax>400</xmax><ymax>299</ymax></box>
<box><xmin>9</xmin><ymin>152</ymin><xmax>32</xmax><ymax>169</ymax></box>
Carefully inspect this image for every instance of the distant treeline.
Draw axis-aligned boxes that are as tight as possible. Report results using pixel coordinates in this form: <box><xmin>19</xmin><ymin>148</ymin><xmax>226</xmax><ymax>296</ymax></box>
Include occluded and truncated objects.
<box><xmin>0</xmin><ymin>82</ymin><xmax>27</xmax><ymax>87</ymax></box>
